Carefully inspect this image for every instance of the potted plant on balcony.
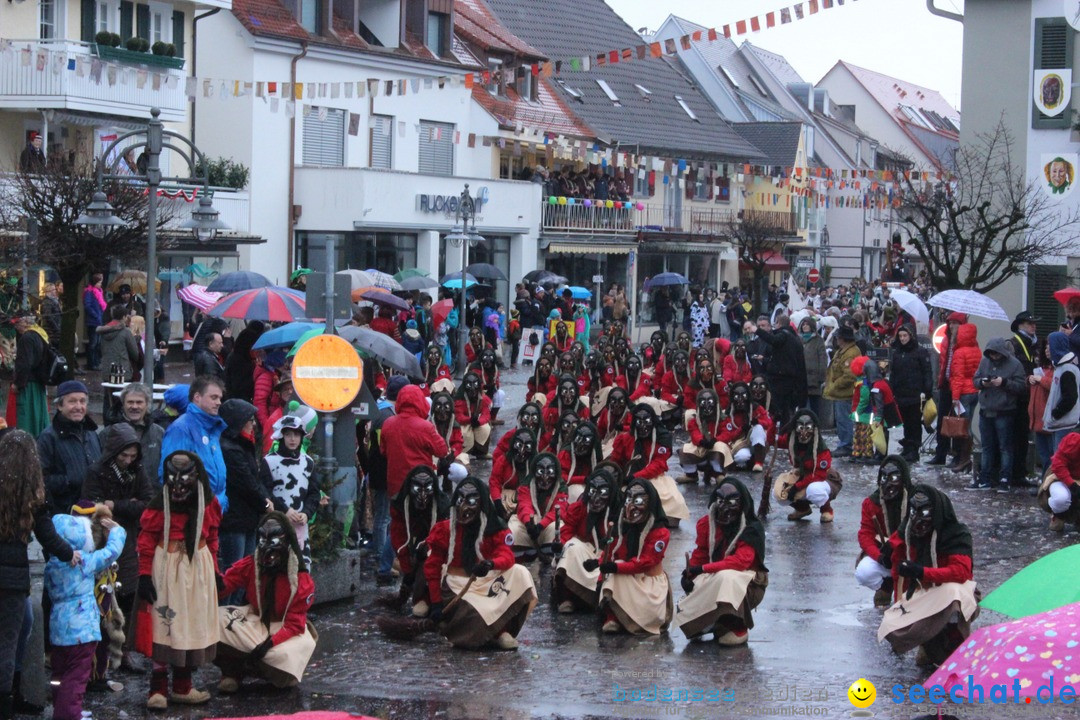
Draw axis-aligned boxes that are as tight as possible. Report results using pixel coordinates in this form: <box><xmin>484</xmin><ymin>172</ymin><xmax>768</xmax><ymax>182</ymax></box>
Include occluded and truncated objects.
<box><xmin>94</xmin><ymin>34</ymin><xmax>184</xmax><ymax>70</ymax></box>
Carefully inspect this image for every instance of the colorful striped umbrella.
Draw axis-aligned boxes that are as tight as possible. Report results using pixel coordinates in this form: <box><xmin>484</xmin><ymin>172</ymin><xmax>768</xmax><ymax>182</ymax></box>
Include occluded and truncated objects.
<box><xmin>176</xmin><ymin>284</ymin><xmax>222</xmax><ymax>312</ymax></box>
<box><xmin>208</xmin><ymin>287</ymin><xmax>306</xmax><ymax>322</ymax></box>
<box><xmin>364</xmin><ymin>269</ymin><xmax>402</xmax><ymax>291</ymax></box>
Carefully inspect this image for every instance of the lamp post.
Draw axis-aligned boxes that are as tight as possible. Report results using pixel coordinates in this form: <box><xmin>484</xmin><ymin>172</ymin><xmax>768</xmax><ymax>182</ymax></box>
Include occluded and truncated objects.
<box><xmin>445</xmin><ymin>184</ymin><xmax>485</xmax><ymax>378</ymax></box>
<box><xmin>77</xmin><ymin>107</ymin><xmax>227</xmax><ymax>386</ymax></box>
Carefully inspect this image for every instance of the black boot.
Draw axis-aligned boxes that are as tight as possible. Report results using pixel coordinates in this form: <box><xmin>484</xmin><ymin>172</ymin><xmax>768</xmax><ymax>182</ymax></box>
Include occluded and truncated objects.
<box><xmin>11</xmin><ymin>673</ymin><xmax>43</xmax><ymax>715</ymax></box>
<box><xmin>1</xmin><ymin>692</ymin><xmax>13</xmax><ymax>720</ymax></box>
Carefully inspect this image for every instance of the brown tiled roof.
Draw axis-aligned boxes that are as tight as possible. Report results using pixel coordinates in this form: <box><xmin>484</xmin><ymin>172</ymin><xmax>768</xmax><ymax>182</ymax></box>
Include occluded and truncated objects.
<box><xmin>472</xmin><ymin>79</ymin><xmax>595</xmax><ymax>138</ymax></box>
<box><xmin>455</xmin><ymin>0</ymin><xmax>544</xmax><ymax>60</ymax></box>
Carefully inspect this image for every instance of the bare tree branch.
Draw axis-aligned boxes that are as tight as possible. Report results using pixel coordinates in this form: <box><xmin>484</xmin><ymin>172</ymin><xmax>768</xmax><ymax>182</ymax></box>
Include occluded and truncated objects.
<box><xmin>727</xmin><ymin>211</ymin><xmax>794</xmax><ymax>313</ymax></box>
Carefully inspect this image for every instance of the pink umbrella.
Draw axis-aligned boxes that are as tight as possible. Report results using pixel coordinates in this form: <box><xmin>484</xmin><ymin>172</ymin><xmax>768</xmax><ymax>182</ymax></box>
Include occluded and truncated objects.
<box><xmin>924</xmin><ymin>602</ymin><xmax>1080</xmax><ymax>700</ymax></box>
<box><xmin>177</xmin><ymin>284</ymin><xmax>222</xmax><ymax>312</ymax></box>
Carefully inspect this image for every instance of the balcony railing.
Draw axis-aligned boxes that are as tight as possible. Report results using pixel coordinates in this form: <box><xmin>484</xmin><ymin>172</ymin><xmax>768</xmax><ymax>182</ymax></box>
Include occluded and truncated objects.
<box><xmin>540</xmin><ymin>200</ymin><xmax>738</xmax><ymax>238</ymax></box>
<box><xmin>0</xmin><ymin>39</ymin><xmax>187</xmax><ymax>121</ymax></box>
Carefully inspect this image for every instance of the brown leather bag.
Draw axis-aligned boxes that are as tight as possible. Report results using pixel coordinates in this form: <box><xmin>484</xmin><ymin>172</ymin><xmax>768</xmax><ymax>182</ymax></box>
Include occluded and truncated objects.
<box><xmin>941</xmin><ymin>415</ymin><xmax>970</xmax><ymax>439</ymax></box>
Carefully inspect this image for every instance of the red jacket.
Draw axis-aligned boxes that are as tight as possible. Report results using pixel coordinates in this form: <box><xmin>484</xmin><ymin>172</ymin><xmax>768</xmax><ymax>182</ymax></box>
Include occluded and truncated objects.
<box><xmin>858</xmin><ymin>498</ymin><xmax>887</xmax><ymax>563</ymax></box>
<box><xmin>369</xmin><ymin>316</ymin><xmax>401</xmax><ymax>342</ymax></box>
<box><xmin>595</xmin><ymin>407</ymin><xmax>630</xmax><ymax>440</ymax></box>
<box><xmin>722</xmin><ymin>355</ymin><xmax>753</xmax><ymax>387</ymax></box>
<box><xmin>688</xmin><ymin>515</ymin><xmax>761</xmax><ymax>574</ymax></box>
<box><xmin>784</xmin><ymin>447</ymin><xmax>832</xmax><ymax>491</ymax></box>
<box><xmin>489</xmin><ymin>453</ymin><xmax>526</xmax><ymax>500</ymax></box>
<box><xmin>617</xmin><ymin>372</ymin><xmax>653</xmax><ymax>401</ymax></box>
<box><xmin>423</xmin><ymin>521</ymin><xmax>515</xmax><ymax>603</ymax></box>
<box><xmin>947</xmin><ymin>323</ymin><xmax>980</xmax><ymax>399</ymax></box>
<box><xmin>434</xmin><ymin>421</ymin><xmax>464</xmax><ymax>459</ymax></box>
<box><xmin>609</xmin><ymin>433</ymin><xmax>671</xmax><ymax>480</ymax></box>
<box><xmin>542</xmin><ymin>397</ymin><xmax>589</xmax><ymax>429</ymax></box>
<box><xmin>605</xmin><ymin>526</ymin><xmax>669</xmax><ymax>575</ymax></box>
<box><xmin>717</xmin><ymin>407</ymin><xmax>773</xmax><ymax>445</ymax></box>
<box><xmin>937</xmin><ymin>312</ymin><xmax>970</xmax><ymax>388</ymax></box>
<box><xmin>418</xmin><ymin>365</ymin><xmax>452</xmax><ymax>396</ymax></box>
<box><xmin>528</xmin><ymin>373</ymin><xmax>557</xmax><ymax>397</ymax></box>
<box><xmin>1050</xmin><ymin>431</ymin><xmax>1080</xmax><ymax>486</ymax></box>
<box><xmin>390</xmin><ymin>504</ymin><xmax>439</xmax><ymax>575</ymax></box>
<box><xmin>454</xmin><ymin>393</ymin><xmax>492</xmax><ymax>427</ymax></box>
<box><xmin>380</xmin><ymin>385</ymin><xmax>449</xmax><ymax>497</ymax></box>
<box><xmin>660</xmin><ymin>370</ymin><xmax>691</xmax><ymax>405</ymax></box>
<box><xmin>221</xmin><ymin>555</ymin><xmax>313</xmax><ymax>646</ymax></box>
<box><xmin>137</xmin><ymin>500</ymin><xmax>222</xmax><ymax>576</ymax></box>
<box><xmin>558</xmin><ymin>449</ymin><xmax>596</xmax><ymax>486</ymax></box>
<box><xmin>252</xmin><ymin>365</ymin><xmax>280</xmax><ymax>428</ymax></box>
<box><xmin>464</xmin><ymin>340</ymin><xmax>492</xmax><ymax>365</ymax></box>
<box><xmin>688</xmin><ymin>414</ymin><xmax>725</xmax><ymax>446</ymax></box>
<box><xmin>886</xmin><ymin>533</ymin><xmax>973</xmax><ymax>601</ymax></box>
<box><xmin>515</xmin><ymin>486</ymin><xmax>569</xmax><ymax>526</ymax></box>
<box><xmin>559</xmin><ymin>499</ymin><xmax>614</xmax><ymax>546</ymax></box>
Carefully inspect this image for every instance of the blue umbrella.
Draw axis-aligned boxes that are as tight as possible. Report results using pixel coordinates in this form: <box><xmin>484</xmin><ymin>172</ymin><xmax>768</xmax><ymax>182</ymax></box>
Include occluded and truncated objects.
<box><xmin>252</xmin><ymin>322</ymin><xmax>325</xmax><ymax>350</ymax></box>
<box><xmin>440</xmin><ymin>271</ymin><xmax>478</xmax><ymax>285</ymax></box>
<box><xmin>558</xmin><ymin>285</ymin><xmax>593</xmax><ymax>300</ymax></box>
<box><xmin>646</xmin><ymin>272</ymin><xmax>689</xmax><ymax>288</ymax></box>
<box><xmin>207</xmin><ymin>271</ymin><xmax>272</xmax><ymax>293</ymax></box>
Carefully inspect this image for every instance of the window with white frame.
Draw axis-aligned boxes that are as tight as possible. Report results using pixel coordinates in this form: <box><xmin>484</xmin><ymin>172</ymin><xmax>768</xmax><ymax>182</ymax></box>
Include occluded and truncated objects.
<box><xmin>40</xmin><ymin>0</ymin><xmax>62</xmax><ymax>39</ymax></box>
<box><xmin>96</xmin><ymin>0</ymin><xmax>119</xmax><ymax>33</ymax></box>
<box><xmin>149</xmin><ymin>2</ymin><xmax>172</xmax><ymax>44</ymax></box>
<box><xmin>302</xmin><ymin>106</ymin><xmax>346</xmax><ymax>166</ymax></box>
<box><xmin>418</xmin><ymin>120</ymin><xmax>454</xmax><ymax>176</ymax></box>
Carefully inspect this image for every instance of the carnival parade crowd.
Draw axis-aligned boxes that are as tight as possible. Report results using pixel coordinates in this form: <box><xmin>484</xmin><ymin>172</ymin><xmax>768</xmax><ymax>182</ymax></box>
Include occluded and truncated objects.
<box><xmin>1</xmin><ymin>266</ymin><xmax>1079</xmax><ymax>720</ymax></box>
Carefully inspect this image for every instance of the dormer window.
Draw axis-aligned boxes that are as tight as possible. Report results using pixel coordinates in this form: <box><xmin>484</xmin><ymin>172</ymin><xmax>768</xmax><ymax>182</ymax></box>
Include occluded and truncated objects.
<box><xmin>596</xmin><ymin>79</ymin><xmax>620</xmax><ymax>106</ymax></box>
<box><xmin>488</xmin><ymin>58</ymin><xmax>505</xmax><ymax>97</ymax></box>
<box><xmin>426</xmin><ymin>11</ymin><xmax>448</xmax><ymax>56</ymax></box>
<box><xmin>299</xmin><ymin>0</ymin><xmax>319</xmax><ymax>34</ymax></box>
<box><xmin>519</xmin><ymin>69</ymin><xmax>538</xmax><ymax>102</ymax></box>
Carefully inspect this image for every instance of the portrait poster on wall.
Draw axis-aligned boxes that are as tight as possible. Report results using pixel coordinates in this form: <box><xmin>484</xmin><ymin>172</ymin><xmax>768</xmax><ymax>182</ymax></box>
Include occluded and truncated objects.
<box><xmin>1042</xmin><ymin>153</ymin><xmax>1078</xmax><ymax>199</ymax></box>
<box><xmin>1034</xmin><ymin>69</ymin><xmax>1071</xmax><ymax>117</ymax></box>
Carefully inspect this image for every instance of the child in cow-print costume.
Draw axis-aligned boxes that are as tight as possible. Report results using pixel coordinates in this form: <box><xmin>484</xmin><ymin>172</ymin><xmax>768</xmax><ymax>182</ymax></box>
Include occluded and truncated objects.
<box><xmin>259</xmin><ymin>414</ymin><xmax>321</xmax><ymax>567</ymax></box>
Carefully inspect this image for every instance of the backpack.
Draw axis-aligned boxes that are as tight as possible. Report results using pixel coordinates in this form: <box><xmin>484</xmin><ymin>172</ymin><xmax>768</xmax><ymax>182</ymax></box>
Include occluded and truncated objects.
<box><xmin>42</xmin><ymin>344</ymin><xmax>69</xmax><ymax>386</ymax></box>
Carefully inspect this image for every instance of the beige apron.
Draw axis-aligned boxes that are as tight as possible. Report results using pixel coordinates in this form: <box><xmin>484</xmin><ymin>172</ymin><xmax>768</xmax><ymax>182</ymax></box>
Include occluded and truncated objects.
<box><xmin>773</xmin><ymin>469</ymin><xmax>843</xmax><ymax>503</ymax></box>
<box><xmin>461</xmin><ymin>423</ymin><xmax>492</xmax><ymax>453</ymax></box>
<box><xmin>441</xmin><ymin>566</ymin><xmax>538</xmax><ymax>648</ymax></box>
<box><xmin>877</xmin><ymin>580</ymin><xmax>979</xmax><ymax>654</ymax></box>
<box><xmin>649</xmin><ymin>474</ymin><xmax>690</xmax><ymax>521</ymax></box>
<box><xmin>567</xmin><ymin>484</ymin><xmax>585</xmax><ymax>503</ymax></box>
<box><xmin>217</xmin><ymin>606</ymin><xmax>318</xmax><ymax>687</ymax></box>
<box><xmin>590</xmin><ymin>386</ymin><xmax>613</xmax><ymax>417</ymax></box>
<box><xmin>150</xmin><ymin>544</ymin><xmax>219</xmax><ymax>666</ymax></box>
<box><xmin>507</xmin><ymin>515</ymin><xmax>558</xmax><ymax>550</ymax></box>
<box><xmin>553</xmin><ymin>539</ymin><xmax>601</xmax><ymax>607</ymax></box>
<box><xmin>675</xmin><ymin>569</ymin><xmax>768</xmax><ymax>637</ymax></box>
<box><xmin>634</xmin><ymin>396</ymin><xmax>675</xmax><ymax>416</ymax></box>
<box><xmin>530</xmin><ymin>392</ymin><xmax>549</xmax><ymax>407</ymax></box>
<box><xmin>500</xmin><ymin>487</ymin><xmax>518</xmax><ymax>516</ymax></box>
<box><xmin>431</xmin><ymin>378</ymin><xmax>455</xmax><ymax>395</ymax></box>
<box><xmin>601</xmin><ymin>570</ymin><xmax>673</xmax><ymax>635</ymax></box>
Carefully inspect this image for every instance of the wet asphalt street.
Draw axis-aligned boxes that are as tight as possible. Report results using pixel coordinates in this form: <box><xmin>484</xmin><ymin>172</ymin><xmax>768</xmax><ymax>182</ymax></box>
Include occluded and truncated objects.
<box><xmin>80</xmin><ymin>365</ymin><xmax>1079</xmax><ymax>720</ymax></box>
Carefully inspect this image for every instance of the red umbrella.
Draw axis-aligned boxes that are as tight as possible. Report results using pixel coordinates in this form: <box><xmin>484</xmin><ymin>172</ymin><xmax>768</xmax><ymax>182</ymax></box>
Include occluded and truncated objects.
<box><xmin>207</xmin><ymin>287</ymin><xmax>306</xmax><ymax>322</ymax></box>
<box><xmin>1054</xmin><ymin>287</ymin><xmax>1080</xmax><ymax>306</ymax></box>
<box><xmin>432</xmin><ymin>298</ymin><xmax>455</xmax><ymax>332</ymax></box>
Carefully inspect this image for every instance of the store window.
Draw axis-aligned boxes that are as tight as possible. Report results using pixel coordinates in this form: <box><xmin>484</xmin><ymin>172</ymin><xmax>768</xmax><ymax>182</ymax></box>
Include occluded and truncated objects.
<box><xmin>297</xmin><ymin>232</ymin><xmax>418</xmax><ymax>276</ymax></box>
<box><xmin>438</xmin><ymin>235</ymin><xmax>511</xmax><ymax>310</ymax></box>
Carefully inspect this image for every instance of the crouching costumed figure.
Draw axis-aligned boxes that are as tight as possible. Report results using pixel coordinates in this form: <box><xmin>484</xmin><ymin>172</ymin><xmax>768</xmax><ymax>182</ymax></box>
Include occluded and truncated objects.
<box><xmin>552</xmin><ymin>462</ymin><xmax>621</xmax><ymax>614</ymax></box>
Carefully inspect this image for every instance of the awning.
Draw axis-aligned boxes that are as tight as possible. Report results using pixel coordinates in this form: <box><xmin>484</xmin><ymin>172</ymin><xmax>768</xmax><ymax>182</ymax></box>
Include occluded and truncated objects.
<box><xmin>739</xmin><ymin>250</ymin><xmax>789</xmax><ymax>271</ymax></box>
<box><xmin>639</xmin><ymin>241</ymin><xmax>733</xmax><ymax>255</ymax></box>
<box><xmin>547</xmin><ymin>241</ymin><xmax>634</xmax><ymax>255</ymax></box>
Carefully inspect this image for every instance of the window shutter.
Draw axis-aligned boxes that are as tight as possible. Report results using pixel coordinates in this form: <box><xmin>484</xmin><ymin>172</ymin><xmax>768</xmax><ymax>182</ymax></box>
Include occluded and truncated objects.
<box><xmin>136</xmin><ymin>4</ymin><xmax>150</xmax><ymax>38</ymax></box>
<box><xmin>81</xmin><ymin>0</ymin><xmax>96</xmax><ymax>41</ymax></box>
<box><xmin>1033</xmin><ymin>17</ymin><xmax>1074</xmax><ymax>130</ymax></box>
<box><xmin>120</xmin><ymin>1</ymin><xmax>133</xmax><ymax>40</ymax></box>
<box><xmin>1028</xmin><ymin>265</ymin><xmax>1067</xmax><ymax>337</ymax></box>
<box><xmin>172</xmin><ymin>10</ymin><xmax>185</xmax><ymax>55</ymax></box>
<box><xmin>370</xmin><ymin>115</ymin><xmax>393</xmax><ymax>169</ymax></box>
<box><xmin>302</xmin><ymin>107</ymin><xmax>346</xmax><ymax>166</ymax></box>
<box><xmin>418</xmin><ymin>120</ymin><xmax>454</xmax><ymax>176</ymax></box>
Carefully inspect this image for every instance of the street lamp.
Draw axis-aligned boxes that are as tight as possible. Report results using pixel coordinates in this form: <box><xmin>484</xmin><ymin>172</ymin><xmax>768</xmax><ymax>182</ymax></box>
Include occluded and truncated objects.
<box><xmin>77</xmin><ymin>107</ymin><xmax>228</xmax><ymax>385</ymax></box>
<box><xmin>445</xmin><ymin>184</ymin><xmax>485</xmax><ymax>377</ymax></box>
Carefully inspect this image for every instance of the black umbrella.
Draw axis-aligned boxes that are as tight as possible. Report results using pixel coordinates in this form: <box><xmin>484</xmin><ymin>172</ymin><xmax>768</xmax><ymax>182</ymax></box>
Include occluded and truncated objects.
<box><xmin>466</xmin><ymin>263</ymin><xmax>508</xmax><ymax>282</ymax></box>
<box><xmin>207</xmin><ymin>271</ymin><xmax>272</xmax><ymax>293</ymax></box>
<box><xmin>523</xmin><ymin>269</ymin><xmax>568</xmax><ymax>286</ymax></box>
<box><xmin>337</xmin><ymin>325</ymin><xmax>422</xmax><ymax>379</ymax></box>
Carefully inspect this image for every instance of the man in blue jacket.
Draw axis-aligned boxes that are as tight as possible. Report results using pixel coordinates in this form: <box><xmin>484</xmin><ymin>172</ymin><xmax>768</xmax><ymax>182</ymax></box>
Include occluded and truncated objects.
<box><xmin>159</xmin><ymin>375</ymin><xmax>229</xmax><ymax>512</ymax></box>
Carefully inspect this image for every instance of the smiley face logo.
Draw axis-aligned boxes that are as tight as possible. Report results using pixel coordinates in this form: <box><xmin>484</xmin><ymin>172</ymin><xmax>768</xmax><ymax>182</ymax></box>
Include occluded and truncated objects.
<box><xmin>847</xmin><ymin>678</ymin><xmax>876</xmax><ymax>708</ymax></box>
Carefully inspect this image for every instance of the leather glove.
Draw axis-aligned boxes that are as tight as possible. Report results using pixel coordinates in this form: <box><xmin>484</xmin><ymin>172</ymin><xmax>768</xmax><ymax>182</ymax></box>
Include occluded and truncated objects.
<box><xmin>687</xmin><ymin>565</ymin><xmax>703</xmax><ymax>578</ymax></box>
<box><xmin>785</xmin><ymin>484</ymin><xmax>801</xmax><ymax>501</ymax></box>
<box><xmin>428</xmin><ymin>602</ymin><xmax>444</xmax><ymax>622</ymax></box>
<box><xmin>582</xmin><ymin>558</ymin><xmax>600</xmax><ymax>572</ymax></box>
<box><xmin>878</xmin><ymin>544</ymin><xmax>893</xmax><ymax>569</ymax></box>
<box><xmin>898</xmin><ymin>561</ymin><xmax>924</xmax><ymax>580</ymax></box>
<box><xmin>470</xmin><ymin>418</ymin><xmax>481</xmax><ymax>428</ymax></box>
<box><xmin>472</xmin><ymin>559</ymin><xmax>494</xmax><ymax>577</ymax></box>
<box><xmin>526</xmin><ymin>520</ymin><xmax>541</xmax><ymax>542</ymax></box>
<box><xmin>599</xmin><ymin>561</ymin><xmax>618</xmax><ymax>574</ymax></box>
<box><xmin>680</xmin><ymin>571</ymin><xmax>695</xmax><ymax>595</ymax></box>
<box><xmin>216</xmin><ymin>574</ymin><xmax>226</xmax><ymax>595</ymax></box>
<box><xmin>437</xmin><ymin>454</ymin><xmax>452</xmax><ymax>476</ymax></box>
<box><xmin>249</xmin><ymin>637</ymin><xmax>274</xmax><ymax>662</ymax></box>
<box><xmin>701</xmin><ymin>435</ymin><xmax>715</xmax><ymax>448</ymax></box>
<box><xmin>550</xmin><ymin>542</ymin><xmax>563</xmax><ymax>555</ymax></box>
<box><xmin>137</xmin><ymin>575</ymin><xmax>157</xmax><ymax>605</ymax></box>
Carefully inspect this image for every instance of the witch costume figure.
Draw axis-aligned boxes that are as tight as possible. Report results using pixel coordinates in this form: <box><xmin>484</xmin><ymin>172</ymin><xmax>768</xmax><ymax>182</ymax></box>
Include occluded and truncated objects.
<box><xmin>508</xmin><ymin>453</ymin><xmax>569</xmax><ymax>563</ymax></box>
<box><xmin>558</xmin><ymin>421</ymin><xmax>604</xmax><ymax>501</ymax></box>
<box><xmin>593</xmin><ymin>478</ymin><xmax>673</xmax><ymax>635</ymax></box>
<box><xmin>454</xmin><ymin>371</ymin><xmax>493</xmax><ymax>459</ymax></box>
<box><xmin>715</xmin><ymin>382</ymin><xmax>772</xmax><ymax>473</ymax></box>
<box><xmin>135</xmin><ymin>451</ymin><xmax>221</xmax><ymax>710</ymax></box>
<box><xmin>422</xmin><ymin>477</ymin><xmax>537</xmax><ymax>650</ymax></box>
<box><xmin>215</xmin><ymin>512</ymin><xmax>317</xmax><ymax>691</ymax></box>
<box><xmin>675</xmin><ymin>479</ymin><xmax>768</xmax><ymax>645</ymax></box>
<box><xmin>489</xmin><ymin>428</ymin><xmax>536</xmax><ymax>516</ymax></box>
<box><xmin>609</xmin><ymin>403</ymin><xmax>690</xmax><ymax>527</ymax></box>
<box><xmin>773</xmin><ymin>410</ymin><xmax>841</xmax><ymax>523</ymax></box>
<box><xmin>419</xmin><ymin>343</ymin><xmax>455</xmax><ymax>396</ymax></box>
<box><xmin>678</xmin><ymin>389</ymin><xmax>728</xmax><ymax>487</ymax></box>
<box><xmin>856</xmin><ymin>456</ymin><xmax>913</xmax><ymax>607</ymax></box>
<box><xmin>877</xmin><ymin>485</ymin><xmax>979</xmax><ymax>667</ymax></box>
<box><xmin>553</xmin><ymin>462</ymin><xmax>622</xmax><ymax>614</ymax></box>
<box><xmin>390</xmin><ymin>466</ymin><xmax>450</xmax><ymax>616</ymax></box>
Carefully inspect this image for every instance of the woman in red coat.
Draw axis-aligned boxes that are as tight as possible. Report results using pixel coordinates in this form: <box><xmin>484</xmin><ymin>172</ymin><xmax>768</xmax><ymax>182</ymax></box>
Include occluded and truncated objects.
<box><xmin>423</xmin><ymin>477</ymin><xmax>537</xmax><ymax>650</ymax></box>
<box><xmin>946</xmin><ymin>323</ymin><xmax>981</xmax><ymax>472</ymax></box>
<box><xmin>675</xmin><ymin>479</ymin><xmax>768</xmax><ymax>645</ymax></box>
<box><xmin>592</xmin><ymin>478</ymin><xmax>672</xmax><ymax>635</ymax></box>
<box><xmin>215</xmin><ymin>513</ymin><xmax>316</xmax><ymax>691</ymax></box>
